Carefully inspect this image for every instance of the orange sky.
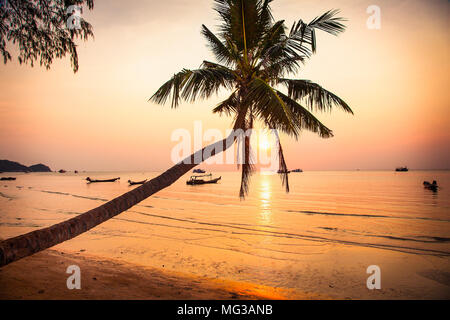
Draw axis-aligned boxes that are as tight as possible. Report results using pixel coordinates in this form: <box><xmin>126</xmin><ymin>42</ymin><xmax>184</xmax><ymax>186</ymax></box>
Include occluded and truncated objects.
<box><xmin>0</xmin><ymin>0</ymin><xmax>449</xmax><ymax>171</ymax></box>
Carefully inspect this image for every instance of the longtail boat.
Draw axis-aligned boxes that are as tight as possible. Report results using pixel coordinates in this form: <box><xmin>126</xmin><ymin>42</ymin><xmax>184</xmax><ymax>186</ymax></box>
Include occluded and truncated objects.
<box><xmin>128</xmin><ymin>179</ymin><xmax>147</xmax><ymax>186</ymax></box>
<box><xmin>423</xmin><ymin>180</ymin><xmax>438</xmax><ymax>192</ymax></box>
<box><xmin>186</xmin><ymin>174</ymin><xmax>221</xmax><ymax>185</ymax></box>
<box><xmin>86</xmin><ymin>177</ymin><xmax>120</xmax><ymax>183</ymax></box>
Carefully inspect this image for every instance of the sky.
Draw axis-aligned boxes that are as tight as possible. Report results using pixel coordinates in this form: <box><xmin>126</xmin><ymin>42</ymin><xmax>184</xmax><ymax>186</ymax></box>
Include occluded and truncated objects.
<box><xmin>0</xmin><ymin>0</ymin><xmax>449</xmax><ymax>171</ymax></box>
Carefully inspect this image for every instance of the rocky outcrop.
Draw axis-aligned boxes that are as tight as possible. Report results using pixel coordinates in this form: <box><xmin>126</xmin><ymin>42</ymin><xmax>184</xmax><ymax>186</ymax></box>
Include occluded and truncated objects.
<box><xmin>0</xmin><ymin>160</ymin><xmax>52</xmax><ymax>172</ymax></box>
<box><xmin>28</xmin><ymin>164</ymin><xmax>52</xmax><ymax>172</ymax></box>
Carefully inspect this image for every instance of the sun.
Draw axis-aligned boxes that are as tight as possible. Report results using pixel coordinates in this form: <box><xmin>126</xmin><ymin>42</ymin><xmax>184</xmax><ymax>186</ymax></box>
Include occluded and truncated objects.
<box><xmin>259</xmin><ymin>133</ymin><xmax>271</xmax><ymax>151</ymax></box>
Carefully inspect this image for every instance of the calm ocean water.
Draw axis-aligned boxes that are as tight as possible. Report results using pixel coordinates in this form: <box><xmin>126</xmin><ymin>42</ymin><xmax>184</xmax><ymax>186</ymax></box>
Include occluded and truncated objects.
<box><xmin>1</xmin><ymin>170</ymin><xmax>449</xmax><ymax>298</ymax></box>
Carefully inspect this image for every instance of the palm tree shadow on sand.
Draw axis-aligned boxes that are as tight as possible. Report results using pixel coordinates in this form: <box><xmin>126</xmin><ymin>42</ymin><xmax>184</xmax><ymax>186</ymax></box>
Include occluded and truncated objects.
<box><xmin>0</xmin><ymin>0</ymin><xmax>353</xmax><ymax>267</ymax></box>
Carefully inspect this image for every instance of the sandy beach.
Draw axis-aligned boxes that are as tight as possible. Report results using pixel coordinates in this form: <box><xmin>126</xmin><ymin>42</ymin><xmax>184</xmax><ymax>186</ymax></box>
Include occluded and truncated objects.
<box><xmin>0</xmin><ymin>248</ymin><xmax>322</xmax><ymax>300</ymax></box>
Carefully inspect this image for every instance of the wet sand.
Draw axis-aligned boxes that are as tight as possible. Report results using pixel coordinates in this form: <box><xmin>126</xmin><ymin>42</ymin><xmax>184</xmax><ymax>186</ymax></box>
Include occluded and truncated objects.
<box><xmin>0</xmin><ymin>249</ymin><xmax>324</xmax><ymax>300</ymax></box>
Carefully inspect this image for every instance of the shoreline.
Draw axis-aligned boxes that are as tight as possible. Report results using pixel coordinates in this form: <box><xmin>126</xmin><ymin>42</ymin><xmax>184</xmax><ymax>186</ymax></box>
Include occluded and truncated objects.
<box><xmin>0</xmin><ymin>249</ymin><xmax>326</xmax><ymax>300</ymax></box>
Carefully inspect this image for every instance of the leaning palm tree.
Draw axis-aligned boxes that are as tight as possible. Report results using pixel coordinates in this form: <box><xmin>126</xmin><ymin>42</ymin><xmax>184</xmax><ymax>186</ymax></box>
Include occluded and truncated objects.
<box><xmin>0</xmin><ymin>0</ymin><xmax>352</xmax><ymax>267</ymax></box>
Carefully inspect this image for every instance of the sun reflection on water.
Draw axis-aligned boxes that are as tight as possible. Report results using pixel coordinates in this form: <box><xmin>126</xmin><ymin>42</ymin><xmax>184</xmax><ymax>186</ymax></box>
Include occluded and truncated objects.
<box><xmin>259</xmin><ymin>176</ymin><xmax>272</xmax><ymax>224</ymax></box>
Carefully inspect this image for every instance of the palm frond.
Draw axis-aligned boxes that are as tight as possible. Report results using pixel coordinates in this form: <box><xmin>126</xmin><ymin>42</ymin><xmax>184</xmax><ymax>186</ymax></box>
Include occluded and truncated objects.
<box><xmin>238</xmin><ymin>115</ymin><xmax>255</xmax><ymax>199</ymax></box>
<box><xmin>279</xmin><ymin>79</ymin><xmax>353</xmax><ymax>114</ymax></box>
<box><xmin>256</xmin><ymin>20</ymin><xmax>311</xmax><ymax>73</ymax></box>
<box><xmin>276</xmin><ymin>90</ymin><xmax>334</xmax><ymax>138</ymax></box>
<box><xmin>150</xmin><ymin>69</ymin><xmax>188</xmax><ymax>108</ymax></box>
<box><xmin>289</xmin><ymin>10</ymin><xmax>346</xmax><ymax>53</ymax></box>
<box><xmin>288</xmin><ymin>20</ymin><xmax>315</xmax><ymax>54</ymax></box>
<box><xmin>247</xmin><ymin>77</ymin><xmax>299</xmax><ymax>137</ymax></box>
<box><xmin>201</xmin><ymin>60</ymin><xmax>238</xmax><ymax>76</ymax></box>
<box><xmin>257</xmin><ymin>0</ymin><xmax>274</xmax><ymax>36</ymax></box>
<box><xmin>258</xmin><ymin>8</ymin><xmax>346</xmax><ymax>69</ymax></box>
<box><xmin>308</xmin><ymin>9</ymin><xmax>346</xmax><ymax>37</ymax></box>
<box><xmin>260</xmin><ymin>20</ymin><xmax>286</xmax><ymax>54</ymax></box>
<box><xmin>214</xmin><ymin>0</ymin><xmax>261</xmax><ymax>53</ymax></box>
<box><xmin>262</xmin><ymin>55</ymin><xmax>305</xmax><ymax>78</ymax></box>
<box><xmin>213</xmin><ymin>91</ymin><xmax>240</xmax><ymax>116</ymax></box>
<box><xmin>150</xmin><ymin>66</ymin><xmax>235</xmax><ymax>108</ymax></box>
<box><xmin>273</xmin><ymin>130</ymin><xmax>289</xmax><ymax>193</ymax></box>
<box><xmin>201</xmin><ymin>25</ymin><xmax>236</xmax><ymax>66</ymax></box>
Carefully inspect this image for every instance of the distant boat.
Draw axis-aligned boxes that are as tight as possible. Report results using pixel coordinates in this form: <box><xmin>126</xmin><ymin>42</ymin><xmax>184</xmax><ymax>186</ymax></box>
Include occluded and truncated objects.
<box><xmin>186</xmin><ymin>174</ymin><xmax>221</xmax><ymax>185</ymax></box>
<box><xmin>0</xmin><ymin>177</ymin><xmax>16</xmax><ymax>181</ymax></box>
<box><xmin>277</xmin><ymin>170</ymin><xmax>291</xmax><ymax>174</ymax></box>
<box><xmin>193</xmin><ymin>169</ymin><xmax>206</xmax><ymax>173</ymax></box>
<box><xmin>74</xmin><ymin>170</ymin><xmax>78</xmax><ymax>174</ymax></box>
<box><xmin>423</xmin><ymin>180</ymin><xmax>438</xmax><ymax>192</ymax></box>
<box><xmin>58</xmin><ymin>169</ymin><xmax>67</xmax><ymax>173</ymax></box>
<box><xmin>292</xmin><ymin>169</ymin><xmax>303</xmax><ymax>173</ymax></box>
<box><xmin>128</xmin><ymin>179</ymin><xmax>147</xmax><ymax>186</ymax></box>
<box><xmin>395</xmin><ymin>167</ymin><xmax>409</xmax><ymax>172</ymax></box>
<box><xmin>86</xmin><ymin>177</ymin><xmax>120</xmax><ymax>183</ymax></box>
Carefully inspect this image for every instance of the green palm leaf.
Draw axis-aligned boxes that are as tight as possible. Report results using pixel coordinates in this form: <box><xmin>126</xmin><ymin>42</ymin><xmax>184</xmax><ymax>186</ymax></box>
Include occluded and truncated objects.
<box><xmin>213</xmin><ymin>91</ymin><xmax>239</xmax><ymax>116</ymax></box>
<box><xmin>276</xmin><ymin>90</ymin><xmax>334</xmax><ymax>138</ymax></box>
<box><xmin>308</xmin><ymin>9</ymin><xmax>347</xmax><ymax>37</ymax></box>
<box><xmin>151</xmin><ymin>66</ymin><xmax>235</xmax><ymax>108</ymax></box>
<box><xmin>279</xmin><ymin>78</ymin><xmax>353</xmax><ymax>114</ymax></box>
<box><xmin>201</xmin><ymin>25</ymin><xmax>236</xmax><ymax>66</ymax></box>
<box><xmin>247</xmin><ymin>77</ymin><xmax>298</xmax><ymax>137</ymax></box>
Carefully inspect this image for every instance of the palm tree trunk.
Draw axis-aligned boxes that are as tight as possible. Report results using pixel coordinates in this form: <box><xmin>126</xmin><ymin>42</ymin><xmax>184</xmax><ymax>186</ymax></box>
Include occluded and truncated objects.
<box><xmin>0</xmin><ymin>133</ymin><xmax>238</xmax><ymax>267</ymax></box>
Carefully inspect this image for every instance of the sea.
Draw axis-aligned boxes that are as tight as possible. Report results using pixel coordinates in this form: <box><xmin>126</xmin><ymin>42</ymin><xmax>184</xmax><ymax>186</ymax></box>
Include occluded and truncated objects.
<box><xmin>0</xmin><ymin>170</ymin><xmax>449</xmax><ymax>299</ymax></box>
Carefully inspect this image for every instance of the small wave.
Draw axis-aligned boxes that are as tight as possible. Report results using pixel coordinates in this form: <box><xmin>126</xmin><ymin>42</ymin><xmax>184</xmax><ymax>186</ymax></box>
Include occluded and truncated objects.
<box><xmin>288</xmin><ymin>210</ymin><xmax>450</xmax><ymax>222</ymax></box>
<box><xmin>57</xmin><ymin>210</ymin><xmax>83</xmax><ymax>216</ymax></box>
<box><xmin>138</xmin><ymin>205</ymin><xmax>154</xmax><ymax>209</ymax></box>
<box><xmin>416</xmin><ymin>236</ymin><xmax>450</xmax><ymax>243</ymax></box>
<box><xmin>39</xmin><ymin>190</ymin><xmax>108</xmax><ymax>202</ymax></box>
<box><xmin>71</xmin><ymin>194</ymin><xmax>108</xmax><ymax>202</ymax></box>
<box><xmin>41</xmin><ymin>190</ymin><xmax>70</xmax><ymax>196</ymax></box>
<box><xmin>0</xmin><ymin>192</ymin><xmax>14</xmax><ymax>200</ymax></box>
<box><xmin>372</xmin><ymin>235</ymin><xmax>450</xmax><ymax>243</ymax></box>
<box><xmin>317</xmin><ymin>227</ymin><xmax>450</xmax><ymax>244</ymax></box>
<box><xmin>0</xmin><ymin>222</ymin><xmax>42</xmax><ymax>228</ymax></box>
